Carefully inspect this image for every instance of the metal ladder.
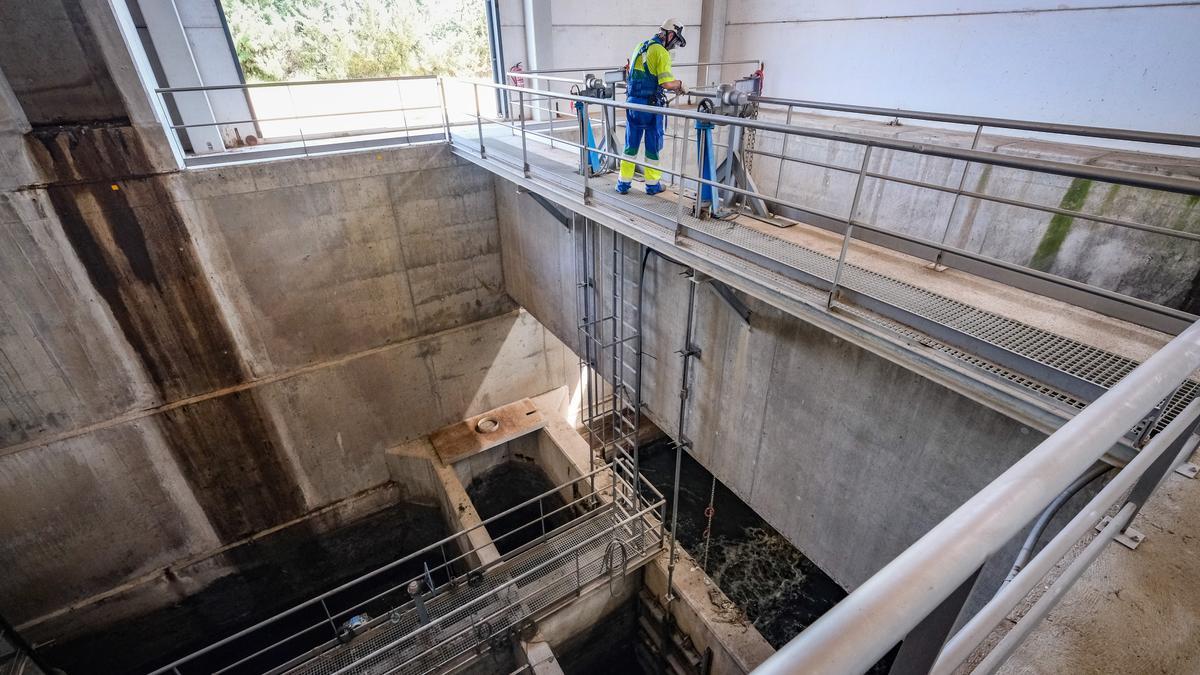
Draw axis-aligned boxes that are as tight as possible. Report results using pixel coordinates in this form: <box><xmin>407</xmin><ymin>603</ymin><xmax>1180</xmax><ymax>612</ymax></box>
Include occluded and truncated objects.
<box><xmin>574</xmin><ymin>215</ymin><xmax>643</xmax><ymax>506</ymax></box>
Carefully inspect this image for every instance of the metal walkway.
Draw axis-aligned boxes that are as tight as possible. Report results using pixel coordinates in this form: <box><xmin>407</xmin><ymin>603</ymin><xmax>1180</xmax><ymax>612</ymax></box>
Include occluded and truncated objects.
<box><xmin>457</xmin><ymin>128</ymin><xmax>1199</xmax><ymax>444</ymax></box>
<box><xmin>151</xmin><ymin>460</ymin><xmax>665</xmax><ymax>675</ymax></box>
<box><xmin>282</xmin><ymin>502</ymin><xmax>659</xmax><ymax>675</ymax></box>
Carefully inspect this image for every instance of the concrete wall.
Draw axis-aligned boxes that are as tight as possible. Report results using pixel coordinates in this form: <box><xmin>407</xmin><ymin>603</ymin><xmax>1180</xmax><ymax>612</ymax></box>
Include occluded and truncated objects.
<box><xmin>496</xmin><ymin>0</ymin><xmax>704</xmax><ymax>85</ymax></box>
<box><xmin>495</xmin><ymin>176</ymin><xmax>1052</xmax><ymax>596</ymax></box>
<box><xmin>721</xmin><ymin>1</ymin><xmax>1200</xmax><ymax>139</ymax></box>
<box><xmin>0</xmin><ymin>135</ymin><xmax>574</xmax><ymax>636</ymax></box>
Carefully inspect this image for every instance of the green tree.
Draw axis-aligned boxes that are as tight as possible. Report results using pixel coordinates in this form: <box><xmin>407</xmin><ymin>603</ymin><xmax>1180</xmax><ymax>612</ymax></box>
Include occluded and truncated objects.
<box><xmin>222</xmin><ymin>0</ymin><xmax>489</xmax><ymax>82</ymax></box>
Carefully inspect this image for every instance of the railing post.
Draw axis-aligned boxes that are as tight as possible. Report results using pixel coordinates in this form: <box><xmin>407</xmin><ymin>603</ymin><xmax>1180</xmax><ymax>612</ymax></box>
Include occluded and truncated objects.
<box><xmin>394</xmin><ymin>79</ymin><xmax>411</xmax><ymax>145</ymax></box>
<box><xmin>473</xmin><ymin>82</ymin><xmax>485</xmax><ymax>158</ymax></box>
<box><xmin>886</xmin><ymin>567</ymin><xmax>982</xmax><ymax>675</ymax></box>
<box><xmin>932</xmin><ymin>124</ymin><xmax>984</xmax><ymax>266</ymax></box>
<box><xmin>675</xmin><ymin>117</ymin><xmax>691</xmax><ymax>242</ymax></box>
<box><xmin>578</xmin><ymin>101</ymin><xmax>592</xmax><ymax>204</ymax></box>
<box><xmin>320</xmin><ymin>598</ymin><xmax>338</xmax><ymax>636</ymax></box>
<box><xmin>575</xmin><ymin>548</ymin><xmax>582</xmax><ymax>596</ymax></box>
<box><xmin>773</xmin><ymin>104</ymin><xmax>794</xmax><ymax>200</ymax></box>
<box><xmin>828</xmin><ymin>144</ymin><xmax>874</xmax><ymax>309</ymax></box>
<box><xmin>538</xmin><ymin>497</ymin><xmax>547</xmax><ymax>539</ymax></box>
<box><xmin>438</xmin><ymin>78</ymin><xmax>451</xmax><ymax>143</ymax></box>
<box><xmin>1120</xmin><ymin>419</ymin><xmax>1200</xmax><ymax>530</ymax></box>
<box><xmin>518</xmin><ymin>89</ymin><xmax>530</xmax><ymax>177</ymax></box>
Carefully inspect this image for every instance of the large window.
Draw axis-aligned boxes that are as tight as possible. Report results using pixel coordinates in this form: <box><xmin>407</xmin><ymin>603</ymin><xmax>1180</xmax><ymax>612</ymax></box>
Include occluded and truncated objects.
<box><xmin>222</xmin><ymin>0</ymin><xmax>491</xmax><ymax>82</ymax></box>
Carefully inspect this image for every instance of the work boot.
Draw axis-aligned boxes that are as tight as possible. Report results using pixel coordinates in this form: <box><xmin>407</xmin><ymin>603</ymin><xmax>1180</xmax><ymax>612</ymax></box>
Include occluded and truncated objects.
<box><xmin>615</xmin><ymin>181</ymin><xmax>631</xmax><ymax>194</ymax></box>
<box><xmin>645</xmin><ymin>183</ymin><xmax>665</xmax><ymax>196</ymax></box>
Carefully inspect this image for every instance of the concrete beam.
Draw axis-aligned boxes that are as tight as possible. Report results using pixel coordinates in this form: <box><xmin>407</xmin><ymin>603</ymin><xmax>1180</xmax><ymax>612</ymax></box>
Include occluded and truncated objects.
<box><xmin>517</xmin><ymin>635</ymin><xmax>566</xmax><ymax>675</ymax></box>
<box><xmin>137</xmin><ymin>0</ymin><xmax>224</xmax><ymax>153</ymax></box>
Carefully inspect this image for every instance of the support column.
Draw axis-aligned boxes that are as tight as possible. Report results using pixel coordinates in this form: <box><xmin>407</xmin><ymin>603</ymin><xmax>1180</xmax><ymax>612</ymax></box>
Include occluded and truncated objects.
<box><xmin>697</xmin><ymin>0</ymin><xmax>729</xmax><ymax>86</ymax></box>
<box><xmin>138</xmin><ymin>0</ymin><xmax>225</xmax><ymax>154</ymax></box>
<box><xmin>0</xmin><ymin>66</ymin><xmax>40</xmax><ymax>190</ymax></box>
<box><xmin>522</xmin><ymin>0</ymin><xmax>553</xmax><ymax>121</ymax></box>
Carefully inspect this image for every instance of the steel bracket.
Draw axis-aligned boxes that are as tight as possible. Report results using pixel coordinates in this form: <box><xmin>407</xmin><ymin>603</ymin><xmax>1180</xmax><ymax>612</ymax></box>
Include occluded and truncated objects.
<box><xmin>1175</xmin><ymin>462</ymin><xmax>1199</xmax><ymax>479</ymax></box>
<box><xmin>707</xmin><ymin>279</ymin><xmax>753</xmax><ymax>325</ymax></box>
<box><xmin>1098</xmin><ymin>516</ymin><xmax>1145</xmax><ymax>550</ymax></box>
<box><xmin>519</xmin><ymin>187</ymin><xmax>572</xmax><ymax>229</ymax></box>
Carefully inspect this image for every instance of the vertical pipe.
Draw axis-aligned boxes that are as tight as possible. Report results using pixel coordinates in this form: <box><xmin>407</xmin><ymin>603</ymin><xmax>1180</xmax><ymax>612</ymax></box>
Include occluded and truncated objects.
<box><xmin>828</xmin><ymin>145</ymin><xmax>874</xmax><ymax>309</ymax></box>
<box><xmin>665</xmin><ymin>270</ymin><xmax>699</xmax><ymax>600</ymax></box>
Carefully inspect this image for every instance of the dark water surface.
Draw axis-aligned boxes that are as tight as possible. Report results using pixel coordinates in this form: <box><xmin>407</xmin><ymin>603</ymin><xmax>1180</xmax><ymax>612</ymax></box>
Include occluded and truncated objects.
<box><xmin>466</xmin><ymin>460</ymin><xmax>571</xmax><ymax>555</ymax></box>
<box><xmin>41</xmin><ymin>502</ymin><xmax>448</xmax><ymax>675</ymax></box>
<box><xmin>638</xmin><ymin>439</ymin><xmax>897</xmax><ymax>670</ymax></box>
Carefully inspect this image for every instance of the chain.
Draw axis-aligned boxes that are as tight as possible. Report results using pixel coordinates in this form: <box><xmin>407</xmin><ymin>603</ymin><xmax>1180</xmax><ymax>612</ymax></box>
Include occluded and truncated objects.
<box><xmin>742</xmin><ymin>102</ymin><xmax>760</xmax><ymax>175</ymax></box>
<box><xmin>700</xmin><ymin>475</ymin><xmax>717</xmax><ymax>573</ymax></box>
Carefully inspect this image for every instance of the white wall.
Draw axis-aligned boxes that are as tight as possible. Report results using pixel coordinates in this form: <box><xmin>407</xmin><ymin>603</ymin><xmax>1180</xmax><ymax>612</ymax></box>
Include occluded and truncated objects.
<box><xmin>498</xmin><ymin>0</ymin><xmax>706</xmax><ymax>85</ymax></box>
<box><xmin>722</xmin><ymin>1</ymin><xmax>1200</xmax><ymax>134</ymax></box>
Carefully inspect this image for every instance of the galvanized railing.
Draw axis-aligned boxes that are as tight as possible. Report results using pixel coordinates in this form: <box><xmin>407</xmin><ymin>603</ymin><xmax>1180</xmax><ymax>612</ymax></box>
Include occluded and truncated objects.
<box><xmin>444</xmin><ymin>76</ymin><xmax>1200</xmax><ymax>336</ymax></box>
<box><xmin>148</xmin><ymin>459</ymin><xmax>665</xmax><ymax>675</ymax></box>
<box><xmin>154</xmin><ymin>76</ymin><xmax>460</xmax><ymax>167</ymax></box>
<box><xmin>754</xmin><ymin>319</ymin><xmax>1200</xmax><ymax>675</ymax></box>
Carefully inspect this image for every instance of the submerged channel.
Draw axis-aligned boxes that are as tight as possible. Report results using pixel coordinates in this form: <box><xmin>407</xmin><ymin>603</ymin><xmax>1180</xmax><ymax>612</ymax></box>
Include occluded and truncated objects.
<box><xmin>466</xmin><ymin>459</ymin><xmax>571</xmax><ymax>555</ymax></box>
<box><xmin>638</xmin><ymin>438</ymin><xmax>897</xmax><ymax>671</ymax></box>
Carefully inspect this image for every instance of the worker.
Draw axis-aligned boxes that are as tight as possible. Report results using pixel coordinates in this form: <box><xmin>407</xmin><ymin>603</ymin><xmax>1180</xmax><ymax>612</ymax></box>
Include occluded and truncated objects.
<box><xmin>616</xmin><ymin>19</ymin><xmax>689</xmax><ymax>196</ymax></box>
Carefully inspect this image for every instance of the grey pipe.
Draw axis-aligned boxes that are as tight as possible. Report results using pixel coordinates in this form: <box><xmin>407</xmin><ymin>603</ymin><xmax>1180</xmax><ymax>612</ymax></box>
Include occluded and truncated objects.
<box><xmin>1000</xmin><ymin>462</ymin><xmax>1113</xmax><ymax>588</ymax></box>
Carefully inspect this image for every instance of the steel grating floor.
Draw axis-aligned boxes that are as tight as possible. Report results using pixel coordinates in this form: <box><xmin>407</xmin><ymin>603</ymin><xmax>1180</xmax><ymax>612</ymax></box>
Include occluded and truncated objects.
<box><xmin>281</xmin><ymin>503</ymin><xmax>660</xmax><ymax>675</ymax></box>
<box><xmin>462</xmin><ymin>129</ymin><xmax>1199</xmax><ymax>434</ymax></box>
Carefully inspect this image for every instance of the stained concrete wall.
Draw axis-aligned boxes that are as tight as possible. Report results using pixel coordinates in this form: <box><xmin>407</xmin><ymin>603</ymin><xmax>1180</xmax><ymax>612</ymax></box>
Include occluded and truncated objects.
<box><xmin>2</xmin><ymin>135</ymin><xmax>573</xmax><ymax>639</ymax></box>
<box><xmin>495</xmin><ymin>176</ymin><xmax>1053</xmax><ymax>596</ymax></box>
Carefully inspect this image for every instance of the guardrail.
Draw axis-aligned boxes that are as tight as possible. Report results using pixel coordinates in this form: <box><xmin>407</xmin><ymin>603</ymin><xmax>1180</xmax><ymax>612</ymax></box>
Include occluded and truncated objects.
<box><xmin>445</xmin><ymin>76</ymin><xmax>1200</xmax><ymax>335</ymax></box>
<box><xmin>754</xmin><ymin>319</ymin><xmax>1200</xmax><ymax>675</ymax></box>
<box><xmin>154</xmin><ymin>76</ymin><xmax>461</xmax><ymax>166</ymax></box>
<box><xmin>148</xmin><ymin>459</ymin><xmax>665</xmax><ymax>675</ymax></box>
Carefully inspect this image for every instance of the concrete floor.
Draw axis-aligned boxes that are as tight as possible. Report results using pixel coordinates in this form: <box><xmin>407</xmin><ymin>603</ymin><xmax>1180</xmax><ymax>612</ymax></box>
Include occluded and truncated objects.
<box><xmin>993</xmin><ymin>446</ymin><xmax>1200</xmax><ymax>674</ymax></box>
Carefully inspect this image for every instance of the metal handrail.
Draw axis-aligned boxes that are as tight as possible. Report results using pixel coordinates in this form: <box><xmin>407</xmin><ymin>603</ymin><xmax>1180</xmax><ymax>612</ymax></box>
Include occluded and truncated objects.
<box><xmin>932</xmin><ymin>399</ymin><xmax>1200</xmax><ymax>673</ymax></box>
<box><xmin>752</xmin><ymin>319</ymin><xmax>1200</xmax><ymax>674</ymax></box>
<box><xmin>147</xmin><ymin>460</ymin><xmax>630</xmax><ymax>675</ymax></box>
<box><xmin>454</xmin><ymin>77</ymin><xmax>1199</xmax><ymax>334</ymax></box>
<box><xmin>749</xmin><ymin>94</ymin><xmax>1200</xmax><ymax>148</ymax></box>
<box><xmin>331</xmin><ymin>497</ymin><xmax>663</xmax><ymax>675</ymax></box>
<box><xmin>456</xmin><ymin>79</ymin><xmax>1200</xmax><ymax>196</ymax></box>
<box><xmin>156</xmin><ymin>74</ymin><xmax>437</xmax><ymax>94</ymax></box>
<box><xmin>516</xmin><ymin>60</ymin><xmax>761</xmax><ymax>76</ymax></box>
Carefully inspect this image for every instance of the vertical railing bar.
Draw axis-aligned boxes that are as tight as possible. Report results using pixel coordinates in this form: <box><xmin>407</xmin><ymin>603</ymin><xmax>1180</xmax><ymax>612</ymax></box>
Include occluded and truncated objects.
<box><xmin>320</xmin><ymin>598</ymin><xmax>338</xmax><ymax>635</ymax></box>
<box><xmin>395</xmin><ymin>79</ymin><xmax>411</xmax><ymax>145</ymax></box>
<box><xmin>675</xmin><ymin>118</ymin><xmax>691</xmax><ymax>240</ymax></box>
<box><xmin>438</xmin><ymin>78</ymin><xmax>451</xmax><ymax>143</ymax></box>
<box><xmin>473</xmin><ymin>82</ymin><xmax>485</xmax><ymax>158</ymax></box>
<box><xmin>933</xmin><ymin>124</ymin><xmax>985</xmax><ymax>263</ymax></box>
<box><xmin>774</xmin><ymin>104</ymin><xmax>794</xmax><ymax>199</ymax></box>
<box><xmin>518</xmin><ymin>89</ymin><xmax>530</xmax><ymax>176</ymax></box>
<box><xmin>828</xmin><ymin>144</ymin><xmax>874</xmax><ymax>309</ymax></box>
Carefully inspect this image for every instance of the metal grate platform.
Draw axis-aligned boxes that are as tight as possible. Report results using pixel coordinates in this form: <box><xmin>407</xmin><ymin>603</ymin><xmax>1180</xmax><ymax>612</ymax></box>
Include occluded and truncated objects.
<box><xmin>281</xmin><ymin>500</ymin><xmax>660</xmax><ymax>675</ymax></box>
